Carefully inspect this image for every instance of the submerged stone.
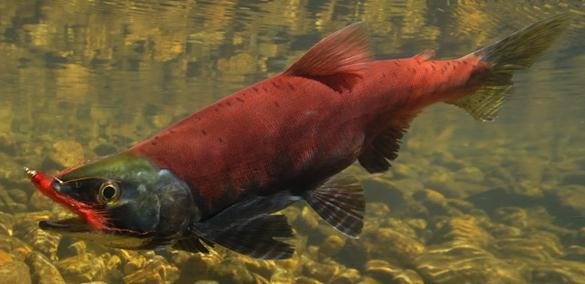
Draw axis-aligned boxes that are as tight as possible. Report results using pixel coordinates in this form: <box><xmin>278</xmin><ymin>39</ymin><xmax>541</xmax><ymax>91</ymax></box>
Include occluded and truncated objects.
<box><xmin>0</xmin><ymin>260</ymin><xmax>32</xmax><ymax>284</ymax></box>
<box><xmin>26</xmin><ymin>251</ymin><xmax>65</xmax><ymax>284</ymax></box>
<box><xmin>365</xmin><ymin>259</ymin><xmax>423</xmax><ymax>284</ymax></box>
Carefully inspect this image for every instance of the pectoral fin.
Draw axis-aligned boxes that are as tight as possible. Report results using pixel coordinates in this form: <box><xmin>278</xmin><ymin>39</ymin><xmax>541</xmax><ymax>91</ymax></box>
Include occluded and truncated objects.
<box><xmin>194</xmin><ymin>214</ymin><xmax>294</xmax><ymax>259</ymax></box>
<box><xmin>192</xmin><ymin>192</ymin><xmax>297</xmax><ymax>259</ymax></box>
<box><xmin>304</xmin><ymin>174</ymin><xmax>365</xmax><ymax>237</ymax></box>
<box><xmin>173</xmin><ymin>237</ymin><xmax>212</xmax><ymax>254</ymax></box>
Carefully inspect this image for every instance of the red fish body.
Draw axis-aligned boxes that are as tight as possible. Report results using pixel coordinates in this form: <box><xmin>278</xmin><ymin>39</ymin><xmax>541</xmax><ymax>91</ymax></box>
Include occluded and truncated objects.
<box><xmin>29</xmin><ymin>16</ymin><xmax>569</xmax><ymax>259</ymax></box>
<box><xmin>129</xmin><ymin>49</ymin><xmax>486</xmax><ymax>217</ymax></box>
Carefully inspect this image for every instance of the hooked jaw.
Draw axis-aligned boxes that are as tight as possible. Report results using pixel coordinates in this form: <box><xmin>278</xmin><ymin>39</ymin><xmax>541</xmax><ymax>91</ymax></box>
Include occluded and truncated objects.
<box><xmin>24</xmin><ymin>167</ymin><xmax>109</xmax><ymax>232</ymax></box>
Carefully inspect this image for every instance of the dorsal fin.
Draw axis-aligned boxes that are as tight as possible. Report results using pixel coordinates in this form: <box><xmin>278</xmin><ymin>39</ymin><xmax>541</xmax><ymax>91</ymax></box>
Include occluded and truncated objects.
<box><xmin>414</xmin><ymin>50</ymin><xmax>435</xmax><ymax>61</ymax></box>
<box><xmin>285</xmin><ymin>22</ymin><xmax>371</xmax><ymax>92</ymax></box>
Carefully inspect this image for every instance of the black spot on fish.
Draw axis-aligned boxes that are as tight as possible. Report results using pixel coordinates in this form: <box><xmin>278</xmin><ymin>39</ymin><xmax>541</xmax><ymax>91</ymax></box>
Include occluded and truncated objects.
<box><xmin>226</xmin><ymin>101</ymin><xmax>232</xmax><ymax>107</ymax></box>
<box><xmin>253</xmin><ymin>87</ymin><xmax>259</xmax><ymax>93</ymax></box>
<box><xmin>271</xmin><ymin>81</ymin><xmax>279</xmax><ymax>89</ymax></box>
<box><xmin>262</xmin><ymin>87</ymin><xmax>268</xmax><ymax>92</ymax></box>
<box><xmin>274</xmin><ymin>101</ymin><xmax>280</xmax><ymax>107</ymax></box>
<box><xmin>218</xmin><ymin>137</ymin><xmax>223</xmax><ymax>143</ymax></box>
<box><xmin>151</xmin><ymin>141</ymin><xmax>157</xmax><ymax>146</ymax></box>
<box><xmin>287</xmin><ymin>82</ymin><xmax>296</xmax><ymax>91</ymax></box>
<box><xmin>431</xmin><ymin>65</ymin><xmax>436</xmax><ymax>71</ymax></box>
<box><xmin>394</xmin><ymin>61</ymin><xmax>400</xmax><ymax>66</ymax></box>
<box><xmin>236</xmin><ymin>97</ymin><xmax>244</xmax><ymax>103</ymax></box>
<box><xmin>201</xmin><ymin>130</ymin><xmax>207</xmax><ymax>135</ymax></box>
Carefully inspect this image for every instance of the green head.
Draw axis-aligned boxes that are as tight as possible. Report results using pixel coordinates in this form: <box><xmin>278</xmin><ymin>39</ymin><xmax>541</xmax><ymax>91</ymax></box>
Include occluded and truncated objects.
<box><xmin>35</xmin><ymin>152</ymin><xmax>198</xmax><ymax>249</ymax></box>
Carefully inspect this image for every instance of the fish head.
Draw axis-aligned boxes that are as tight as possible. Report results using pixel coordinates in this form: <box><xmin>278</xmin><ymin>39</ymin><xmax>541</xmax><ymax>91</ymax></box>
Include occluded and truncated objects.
<box><xmin>28</xmin><ymin>152</ymin><xmax>197</xmax><ymax>249</ymax></box>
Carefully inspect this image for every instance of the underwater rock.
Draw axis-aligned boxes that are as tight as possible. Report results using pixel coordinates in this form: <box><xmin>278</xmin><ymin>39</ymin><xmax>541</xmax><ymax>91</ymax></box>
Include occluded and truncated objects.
<box><xmin>0</xmin><ymin>185</ymin><xmax>27</xmax><ymax>212</ymax></box>
<box><xmin>13</xmin><ymin>218</ymin><xmax>60</xmax><ymax>261</ymax></box>
<box><xmin>413</xmin><ymin>189</ymin><xmax>448</xmax><ymax>214</ymax></box>
<box><xmin>362</xmin><ymin>177</ymin><xmax>422</xmax><ymax>214</ymax></box>
<box><xmin>567</xmin><ymin>245</ymin><xmax>585</xmax><ymax>262</ymax></box>
<box><xmin>455</xmin><ymin>166</ymin><xmax>485</xmax><ymax>184</ymax></box>
<box><xmin>549</xmin><ymin>184</ymin><xmax>585</xmax><ymax>223</ymax></box>
<box><xmin>46</xmin><ymin>140</ymin><xmax>85</xmax><ymax>169</ymax></box>
<box><xmin>209</xmin><ymin>259</ymin><xmax>256</xmax><ymax>284</ymax></box>
<box><xmin>364</xmin><ymin>227</ymin><xmax>424</xmax><ymax>266</ymax></box>
<box><xmin>26</xmin><ymin>251</ymin><xmax>65</xmax><ymax>284</ymax></box>
<box><xmin>561</xmin><ymin>171</ymin><xmax>585</xmax><ymax>186</ymax></box>
<box><xmin>64</xmin><ymin>240</ymin><xmax>87</xmax><ymax>256</ymax></box>
<box><xmin>430</xmin><ymin>215</ymin><xmax>491</xmax><ymax>247</ymax></box>
<box><xmin>329</xmin><ymin>268</ymin><xmax>361</xmax><ymax>284</ymax></box>
<box><xmin>8</xmin><ymin>188</ymin><xmax>29</xmax><ymax>205</ymax></box>
<box><xmin>0</xmin><ymin>133</ymin><xmax>17</xmax><ymax>153</ymax></box>
<box><xmin>319</xmin><ymin>235</ymin><xmax>346</xmax><ymax>257</ymax></box>
<box><xmin>93</xmin><ymin>143</ymin><xmax>118</xmax><ymax>156</ymax></box>
<box><xmin>120</xmin><ymin>251</ymin><xmax>149</xmax><ymax>275</ymax></box>
<box><xmin>0</xmin><ymin>235</ymin><xmax>32</xmax><ymax>262</ymax></box>
<box><xmin>299</xmin><ymin>206</ymin><xmax>321</xmax><ymax>230</ymax></box>
<box><xmin>493</xmin><ymin>207</ymin><xmax>529</xmax><ymax>229</ymax></box>
<box><xmin>303</xmin><ymin>259</ymin><xmax>340</xmax><ymax>283</ymax></box>
<box><xmin>489</xmin><ymin>224</ymin><xmax>523</xmax><ymax>239</ymax></box>
<box><xmin>281</xmin><ymin>205</ymin><xmax>302</xmax><ymax>223</ymax></box>
<box><xmin>29</xmin><ymin>191</ymin><xmax>56</xmax><ymax>211</ymax></box>
<box><xmin>0</xmin><ymin>153</ymin><xmax>26</xmax><ymax>183</ymax></box>
<box><xmin>57</xmin><ymin>253</ymin><xmax>106</xmax><ymax>283</ymax></box>
<box><xmin>365</xmin><ymin>259</ymin><xmax>423</xmax><ymax>284</ymax></box>
<box><xmin>123</xmin><ymin>256</ymin><xmax>179</xmax><ymax>284</ymax></box>
<box><xmin>508</xmin><ymin>156</ymin><xmax>545</xmax><ymax>183</ymax></box>
<box><xmin>269</xmin><ymin>268</ymin><xmax>295</xmax><ymax>283</ymax></box>
<box><xmin>438</xmin><ymin>180</ymin><xmax>490</xmax><ymax>198</ymax></box>
<box><xmin>415</xmin><ymin>243</ymin><xmax>524</xmax><ymax>283</ymax></box>
<box><xmin>493</xmin><ymin>232</ymin><xmax>563</xmax><ymax>261</ymax></box>
<box><xmin>235</xmin><ymin>255</ymin><xmax>280</xmax><ymax>279</ymax></box>
<box><xmin>0</xmin><ymin>212</ymin><xmax>14</xmax><ymax>236</ymax></box>
<box><xmin>293</xmin><ymin>276</ymin><xmax>322</xmax><ymax>284</ymax></box>
<box><xmin>528</xmin><ymin>260</ymin><xmax>585</xmax><ymax>283</ymax></box>
<box><xmin>392</xmin><ymin>163</ymin><xmax>419</xmax><ymax>179</ymax></box>
<box><xmin>366</xmin><ymin>202</ymin><xmax>391</xmax><ymax>219</ymax></box>
<box><xmin>177</xmin><ymin>253</ymin><xmax>221</xmax><ymax>281</ymax></box>
<box><xmin>216</xmin><ymin>53</ymin><xmax>257</xmax><ymax>74</ymax></box>
<box><xmin>0</xmin><ymin>259</ymin><xmax>32</xmax><ymax>284</ymax></box>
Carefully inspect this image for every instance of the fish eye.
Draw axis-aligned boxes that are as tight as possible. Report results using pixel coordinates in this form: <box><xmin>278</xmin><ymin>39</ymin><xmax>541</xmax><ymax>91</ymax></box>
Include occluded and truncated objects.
<box><xmin>98</xmin><ymin>181</ymin><xmax>120</xmax><ymax>204</ymax></box>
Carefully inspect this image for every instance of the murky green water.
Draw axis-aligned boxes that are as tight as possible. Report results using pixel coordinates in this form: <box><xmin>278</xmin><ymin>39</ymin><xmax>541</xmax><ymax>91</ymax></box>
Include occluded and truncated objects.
<box><xmin>0</xmin><ymin>0</ymin><xmax>584</xmax><ymax>283</ymax></box>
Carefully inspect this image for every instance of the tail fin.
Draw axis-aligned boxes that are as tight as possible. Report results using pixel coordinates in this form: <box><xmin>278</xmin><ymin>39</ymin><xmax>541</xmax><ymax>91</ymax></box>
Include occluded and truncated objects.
<box><xmin>451</xmin><ymin>14</ymin><xmax>570</xmax><ymax>121</ymax></box>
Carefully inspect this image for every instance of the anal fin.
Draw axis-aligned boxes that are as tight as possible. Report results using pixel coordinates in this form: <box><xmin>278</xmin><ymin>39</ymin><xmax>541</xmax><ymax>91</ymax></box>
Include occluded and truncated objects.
<box><xmin>358</xmin><ymin>126</ymin><xmax>406</xmax><ymax>173</ymax></box>
<box><xmin>304</xmin><ymin>174</ymin><xmax>365</xmax><ymax>238</ymax></box>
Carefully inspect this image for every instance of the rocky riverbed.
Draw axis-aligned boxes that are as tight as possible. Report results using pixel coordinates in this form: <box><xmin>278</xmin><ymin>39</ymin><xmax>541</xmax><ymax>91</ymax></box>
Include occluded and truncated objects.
<box><xmin>1</xmin><ymin>130</ymin><xmax>584</xmax><ymax>284</ymax></box>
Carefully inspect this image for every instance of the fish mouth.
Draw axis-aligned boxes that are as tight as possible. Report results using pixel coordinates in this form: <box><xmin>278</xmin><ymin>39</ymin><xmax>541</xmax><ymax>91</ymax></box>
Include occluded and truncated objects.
<box><xmin>39</xmin><ymin>217</ymin><xmax>94</xmax><ymax>233</ymax></box>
